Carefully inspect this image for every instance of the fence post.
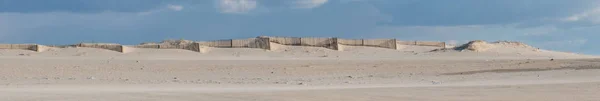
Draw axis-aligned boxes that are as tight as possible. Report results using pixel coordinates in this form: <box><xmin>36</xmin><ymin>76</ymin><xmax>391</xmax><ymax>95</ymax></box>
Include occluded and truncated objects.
<box><xmin>392</xmin><ymin>39</ymin><xmax>398</xmax><ymax>50</ymax></box>
<box><xmin>361</xmin><ymin>39</ymin><xmax>364</xmax><ymax>46</ymax></box>
<box><xmin>257</xmin><ymin>37</ymin><xmax>271</xmax><ymax>50</ymax></box>
<box><xmin>299</xmin><ymin>37</ymin><xmax>302</xmax><ymax>46</ymax></box>
<box><xmin>332</xmin><ymin>37</ymin><xmax>340</xmax><ymax>51</ymax></box>
<box><xmin>443</xmin><ymin>42</ymin><xmax>447</xmax><ymax>48</ymax></box>
<box><xmin>118</xmin><ymin>45</ymin><xmax>124</xmax><ymax>53</ymax></box>
<box><xmin>265</xmin><ymin>37</ymin><xmax>271</xmax><ymax>50</ymax></box>
<box><xmin>230</xmin><ymin>39</ymin><xmax>234</xmax><ymax>48</ymax></box>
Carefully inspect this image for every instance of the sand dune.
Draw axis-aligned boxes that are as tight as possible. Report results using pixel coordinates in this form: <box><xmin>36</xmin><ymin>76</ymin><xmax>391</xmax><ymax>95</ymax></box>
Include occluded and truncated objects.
<box><xmin>1</xmin><ymin>42</ymin><xmax>594</xmax><ymax>60</ymax></box>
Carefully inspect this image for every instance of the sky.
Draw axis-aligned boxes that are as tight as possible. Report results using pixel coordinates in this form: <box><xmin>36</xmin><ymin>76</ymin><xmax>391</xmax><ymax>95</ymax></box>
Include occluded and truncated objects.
<box><xmin>0</xmin><ymin>0</ymin><xmax>599</xmax><ymax>54</ymax></box>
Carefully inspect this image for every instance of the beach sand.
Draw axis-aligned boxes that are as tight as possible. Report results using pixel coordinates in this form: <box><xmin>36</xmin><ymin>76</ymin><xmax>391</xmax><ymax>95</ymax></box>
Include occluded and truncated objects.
<box><xmin>1</xmin><ymin>43</ymin><xmax>599</xmax><ymax>101</ymax></box>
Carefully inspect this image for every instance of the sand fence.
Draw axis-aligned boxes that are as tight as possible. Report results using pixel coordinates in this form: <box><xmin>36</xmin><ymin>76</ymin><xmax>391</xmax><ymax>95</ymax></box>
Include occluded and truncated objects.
<box><xmin>397</xmin><ymin>41</ymin><xmax>446</xmax><ymax>48</ymax></box>
<box><xmin>337</xmin><ymin>38</ymin><xmax>397</xmax><ymax>50</ymax></box>
<box><xmin>132</xmin><ymin>43</ymin><xmax>205</xmax><ymax>53</ymax></box>
<box><xmin>76</xmin><ymin>43</ymin><xmax>131</xmax><ymax>53</ymax></box>
<box><xmin>264</xmin><ymin>37</ymin><xmax>414</xmax><ymax>51</ymax></box>
<box><xmin>1</xmin><ymin>36</ymin><xmax>446</xmax><ymax>53</ymax></box>
<box><xmin>231</xmin><ymin>38</ymin><xmax>270</xmax><ymax>49</ymax></box>
<box><xmin>362</xmin><ymin>39</ymin><xmax>398</xmax><ymax>50</ymax></box>
<box><xmin>131</xmin><ymin>38</ymin><xmax>270</xmax><ymax>53</ymax></box>
<box><xmin>298</xmin><ymin>37</ymin><xmax>339</xmax><ymax>50</ymax></box>
<box><xmin>0</xmin><ymin>44</ymin><xmax>48</xmax><ymax>52</ymax></box>
<box><xmin>266</xmin><ymin>36</ymin><xmax>302</xmax><ymax>45</ymax></box>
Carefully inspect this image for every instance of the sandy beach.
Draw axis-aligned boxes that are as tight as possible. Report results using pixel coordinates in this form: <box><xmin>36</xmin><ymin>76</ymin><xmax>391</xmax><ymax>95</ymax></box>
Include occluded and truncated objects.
<box><xmin>3</xmin><ymin>1</ymin><xmax>600</xmax><ymax>100</ymax></box>
<box><xmin>1</xmin><ymin>43</ymin><xmax>599</xmax><ymax>101</ymax></box>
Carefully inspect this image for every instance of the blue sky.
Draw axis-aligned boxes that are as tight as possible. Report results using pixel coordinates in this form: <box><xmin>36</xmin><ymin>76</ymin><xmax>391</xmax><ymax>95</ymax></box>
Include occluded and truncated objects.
<box><xmin>0</xmin><ymin>0</ymin><xmax>599</xmax><ymax>54</ymax></box>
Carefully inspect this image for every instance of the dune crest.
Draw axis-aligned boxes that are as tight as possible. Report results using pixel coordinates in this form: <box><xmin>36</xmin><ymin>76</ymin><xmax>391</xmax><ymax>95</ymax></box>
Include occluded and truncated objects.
<box><xmin>454</xmin><ymin>40</ymin><xmax>494</xmax><ymax>52</ymax></box>
<box><xmin>454</xmin><ymin>40</ymin><xmax>539</xmax><ymax>52</ymax></box>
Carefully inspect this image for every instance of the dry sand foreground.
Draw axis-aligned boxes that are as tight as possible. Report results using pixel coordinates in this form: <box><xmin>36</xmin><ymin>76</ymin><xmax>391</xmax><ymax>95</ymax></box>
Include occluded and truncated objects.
<box><xmin>1</xmin><ymin>43</ymin><xmax>599</xmax><ymax>101</ymax></box>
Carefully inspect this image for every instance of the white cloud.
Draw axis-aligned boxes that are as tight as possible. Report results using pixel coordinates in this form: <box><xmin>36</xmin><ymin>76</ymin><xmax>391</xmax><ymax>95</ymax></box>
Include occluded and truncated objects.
<box><xmin>293</xmin><ymin>0</ymin><xmax>328</xmax><ymax>9</ymax></box>
<box><xmin>562</xmin><ymin>7</ymin><xmax>600</xmax><ymax>23</ymax></box>
<box><xmin>137</xmin><ymin>4</ymin><xmax>184</xmax><ymax>15</ymax></box>
<box><xmin>217</xmin><ymin>0</ymin><xmax>257</xmax><ymax>14</ymax></box>
<box><xmin>167</xmin><ymin>4</ymin><xmax>184</xmax><ymax>11</ymax></box>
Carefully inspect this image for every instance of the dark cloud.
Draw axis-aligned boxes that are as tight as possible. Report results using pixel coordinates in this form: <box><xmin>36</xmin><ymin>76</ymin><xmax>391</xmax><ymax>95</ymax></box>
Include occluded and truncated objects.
<box><xmin>0</xmin><ymin>1</ymin><xmax>385</xmax><ymax>45</ymax></box>
<box><xmin>0</xmin><ymin>0</ymin><xmax>203</xmax><ymax>13</ymax></box>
